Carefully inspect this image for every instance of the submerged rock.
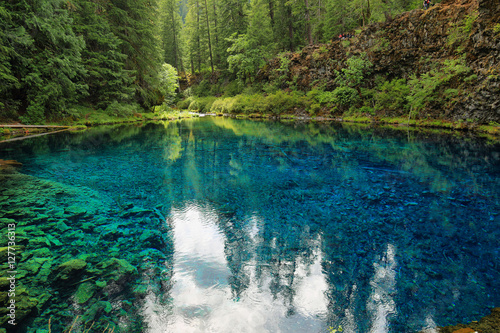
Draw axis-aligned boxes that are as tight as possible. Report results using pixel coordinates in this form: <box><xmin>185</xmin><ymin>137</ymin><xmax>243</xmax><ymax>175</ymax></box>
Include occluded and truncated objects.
<box><xmin>96</xmin><ymin>258</ymin><xmax>137</xmax><ymax>282</ymax></box>
<box><xmin>74</xmin><ymin>282</ymin><xmax>96</xmax><ymax>304</ymax></box>
<box><xmin>55</xmin><ymin>259</ymin><xmax>87</xmax><ymax>283</ymax></box>
<box><xmin>0</xmin><ymin>159</ymin><xmax>22</xmax><ymax>170</ymax></box>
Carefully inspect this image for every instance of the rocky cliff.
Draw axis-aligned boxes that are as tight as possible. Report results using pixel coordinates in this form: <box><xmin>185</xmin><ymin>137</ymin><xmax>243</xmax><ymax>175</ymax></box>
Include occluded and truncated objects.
<box><xmin>257</xmin><ymin>0</ymin><xmax>500</xmax><ymax>123</ymax></box>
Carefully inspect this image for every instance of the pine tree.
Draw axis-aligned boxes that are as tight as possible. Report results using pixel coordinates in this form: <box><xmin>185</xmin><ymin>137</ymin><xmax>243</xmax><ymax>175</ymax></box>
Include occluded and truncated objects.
<box><xmin>107</xmin><ymin>0</ymin><xmax>163</xmax><ymax>109</ymax></box>
<box><xmin>4</xmin><ymin>0</ymin><xmax>88</xmax><ymax>123</ymax></box>
<box><xmin>160</xmin><ymin>0</ymin><xmax>184</xmax><ymax>71</ymax></box>
<box><xmin>72</xmin><ymin>0</ymin><xmax>135</xmax><ymax>109</ymax></box>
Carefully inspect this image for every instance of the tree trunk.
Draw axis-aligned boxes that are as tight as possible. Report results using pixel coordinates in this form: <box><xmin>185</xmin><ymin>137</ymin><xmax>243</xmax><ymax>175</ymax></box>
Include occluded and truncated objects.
<box><xmin>196</xmin><ymin>0</ymin><xmax>201</xmax><ymax>72</ymax></box>
<box><xmin>287</xmin><ymin>6</ymin><xmax>294</xmax><ymax>51</ymax></box>
<box><xmin>203</xmin><ymin>0</ymin><xmax>214</xmax><ymax>73</ymax></box>
<box><xmin>171</xmin><ymin>7</ymin><xmax>179</xmax><ymax>70</ymax></box>
<box><xmin>304</xmin><ymin>0</ymin><xmax>312</xmax><ymax>44</ymax></box>
<box><xmin>268</xmin><ymin>0</ymin><xmax>275</xmax><ymax>27</ymax></box>
<box><xmin>212</xmin><ymin>0</ymin><xmax>220</xmax><ymax>66</ymax></box>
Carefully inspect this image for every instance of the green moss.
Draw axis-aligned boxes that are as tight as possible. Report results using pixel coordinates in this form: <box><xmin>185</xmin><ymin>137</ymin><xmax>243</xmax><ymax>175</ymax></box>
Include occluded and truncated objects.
<box><xmin>75</xmin><ymin>282</ymin><xmax>96</xmax><ymax>304</ymax></box>
<box><xmin>96</xmin><ymin>280</ymin><xmax>106</xmax><ymax>288</ymax></box>
<box><xmin>56</xmin><ymin>259</ymin><xmax>87</xmax><ymax>282</ymax></box>
<box><xmin>97</xmin><ymin>258</ymin><xmax>137</xmax><ymax>281</ymax></box>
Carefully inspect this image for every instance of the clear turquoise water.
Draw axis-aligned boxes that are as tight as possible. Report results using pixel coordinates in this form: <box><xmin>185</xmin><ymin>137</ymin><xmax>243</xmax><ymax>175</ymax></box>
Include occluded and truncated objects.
<box><xmin>0</xmin><ymin>118</ymin><xmax>499</xmax><ymax>332</ymax></box>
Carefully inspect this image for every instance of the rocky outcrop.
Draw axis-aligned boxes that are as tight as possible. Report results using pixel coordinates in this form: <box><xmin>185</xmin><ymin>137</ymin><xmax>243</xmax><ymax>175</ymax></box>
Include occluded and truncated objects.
<box><xmin>258</xmin><ymin>0</ymin><xmax>500</xmax><ymax>123</ymax></box>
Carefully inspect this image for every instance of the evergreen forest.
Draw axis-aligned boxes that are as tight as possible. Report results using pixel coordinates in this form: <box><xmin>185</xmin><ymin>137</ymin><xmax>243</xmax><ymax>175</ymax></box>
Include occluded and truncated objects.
<box><xmin>3</xmin><ymin>0</ymin><xmax>499</xmax><ymax>128</ymax></box>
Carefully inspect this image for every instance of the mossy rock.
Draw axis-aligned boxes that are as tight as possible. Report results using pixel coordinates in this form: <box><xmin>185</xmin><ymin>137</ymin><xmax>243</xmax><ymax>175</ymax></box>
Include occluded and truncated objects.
<box><xmin>56</xmin><ymin>259</ymin><xmax>87</xmax><ymax>283</ymax></box>
<box><xmin>96</xmin><ymin>258</ymin><xmax>137</xmax><ymax>283</ymax></box>
<box><xmin>37</xmin><ymin>260</ymin><xmax>54</xmax><ymax>283</ymax></box>
<box><xmin>74</xmin><ymin>282</ymin><xmax>96</xmax><ymax>304</ymax></box>
<box><xmin>64</xmin><ymin>205</ymin><xmax>87</xmax><ymax>217</ymax></box>
<box><xmin>100</xmin><ymin>258</ymin><xmax>136</xmax><ymax>275</ymax></box>
<box><xmin>0</xmin><ymin>278</ymin><xmax>9</xmax><ymax>290</ymax></box>
<box><xmin>81</xmin><ymin>300</ymin><xmax>113</xmax><ymax>323</ymax></box>
<box><xmin>0</xmin><ymin>245</ymin><xmax>25</xmax><ymax>262</ymax></box>
<box><xmin>0</xmin><ymin>289</ymin><xmax>38</xmax><ymax>325</ymax></box>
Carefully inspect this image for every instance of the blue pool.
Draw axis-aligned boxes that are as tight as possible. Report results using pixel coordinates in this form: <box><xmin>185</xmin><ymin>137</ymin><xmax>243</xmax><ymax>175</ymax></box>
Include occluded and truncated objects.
<box><xmin>0</xmin><ymin>118</ymin><xmax>498</xmax><ymax>332</ymax></box>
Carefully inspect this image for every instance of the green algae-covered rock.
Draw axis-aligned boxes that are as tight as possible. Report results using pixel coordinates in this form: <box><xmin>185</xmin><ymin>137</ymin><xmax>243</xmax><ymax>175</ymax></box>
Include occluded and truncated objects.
<box><xmin>97</xmin><ymin>258</ymin><xmax>137</xmax><ymax>281</ymax></box>
<box><xmin>28</xmin><ymin>236</ymin><xmax>51</xmax><ymax>248</ymax></box>
<box><xmin>81</xmin><ymin>300</ymin><xmax>113</xmax><ymax>322</ymax></box>
<box><xmin>0</xmin><ymin>245</ymin><xmax>24</xmax><ymax>262</ymax></box>
<box><xmin>95</xmin><ymin>280</ymin><xmax>106</xmax><ymax>288</ymax></box>
<box><xmin>54</xmin><ymin>221</ymin><xmax>70</xmax><ymax>232</ymax></box>
<box><xmin>75</xmin><ymin>282</ymin><xmax>96</xmax><ymax>304</ymax></box>
<box><xmin>64</xmin><ymin>205</ymin><xmax>87</xmax><ymax>217</ymax></box>
<box><xmin>139</xmin><ymin>229</ymin><xmax>165</xmax><ymax>249</ymax></box>
<box><xmin>31</xmin><ymin>247</ymin><xmax>51</xmax><ymax>258</ymax></box>
<box><xmin>56</xmin><ymin>259</ymin><xmax>87</xmax><ymax>283</ymax></box>
<box><xmin>0</xmin><ymin>287</ymin><xmax>38</xmax><ymax>326</ymax></box>
<box><xmin>0</xmin><ymin>278</ymin><xmax>9</xmax><ymax>290</ymax></box>
<box><xmin>120</xmin><ymin>207</ymin><xmax>153</xmax><ymax>218</ymax></box>
<box><xmin>23</xmin><ymin>258</ymin><xmax>47</xmax><ymax>275</ymax></box>
<box><xmin>37</xmin><ymin>261</ymin><xmax>54</xmax><ymax>283</ymax></box>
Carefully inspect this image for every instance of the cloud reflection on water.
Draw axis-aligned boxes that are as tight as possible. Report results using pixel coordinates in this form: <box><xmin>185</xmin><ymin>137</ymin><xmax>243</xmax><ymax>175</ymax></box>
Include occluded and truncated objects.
<box><xmin>144</xmin><ymin>203</ymin><xmax>329</xmax><ymax>333</ymax></box>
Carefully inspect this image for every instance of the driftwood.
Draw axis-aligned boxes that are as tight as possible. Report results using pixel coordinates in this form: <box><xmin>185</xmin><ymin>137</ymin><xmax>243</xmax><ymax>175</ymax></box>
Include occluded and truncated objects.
<box><xmin>0</xmin><ymin>128</ymin><xmax>71</xmax><ymax>143</ymax></box>
<box><xmin>0</xmin><ymin>125</ymin><xmax>70</xmax><ymax>128</ymax></box>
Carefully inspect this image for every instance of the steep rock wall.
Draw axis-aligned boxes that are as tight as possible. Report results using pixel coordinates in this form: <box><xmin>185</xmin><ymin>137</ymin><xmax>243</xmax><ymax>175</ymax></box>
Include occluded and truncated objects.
<box><xmin>257</xmin><ymin>0</ymin><xmax>500</xmax><ymax>122</ymax></box>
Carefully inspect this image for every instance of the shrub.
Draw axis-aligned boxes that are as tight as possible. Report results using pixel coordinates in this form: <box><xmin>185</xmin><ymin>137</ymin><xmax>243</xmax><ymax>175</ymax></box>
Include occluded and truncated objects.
<box><xmin>177</xmin><ymin>97</ymin><xmax>192</xmax><ymax>110</ymax></box>
<box><xmin>188</xmin><ymin>99</ymin><xmax>200</xmax><ymax>111</ymax></box>
<box><xmin>192</xmin><ymin>79</ymin><xmax>212</xmax><ymax>97</ymax></box>
<box><xmin>158</xmin><ymin>63</ymin><xmax>179</xmax><ymax>105</ymax></box>
<box><xmin>104</xmin><ymin>101</ymin><xmax>139</xmax><ymax>117</ymax></box>
<box><xmin>332</xmin><ymin>86</ymin><xmax>360</xmax><ymax>106</ymax></box>
<box><xmin>358</xmin><ymin>105</ymin><xmax>375</xmax><ymax>115</ymax></box>
<box><xmin>334</xmin><ymin>52</ymin><xmax>373</xmax><ymax>88</ymax></box>
<box><xmin>374</xmin><ymin>78</ymin><xmax>410</xmax><ymax>115</ymax></box>
<box><xmin>407</xmin><ymin>56</ymin><xmax>471</xmax><ymax>116</ymax></box>
<box><xmin>223</xmin><ymin>80</ymin><xmax>244</xmax><ymax>97</ymax></box>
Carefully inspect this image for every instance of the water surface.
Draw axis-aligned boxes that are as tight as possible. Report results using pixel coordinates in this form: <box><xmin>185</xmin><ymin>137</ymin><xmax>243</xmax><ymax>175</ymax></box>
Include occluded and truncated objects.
<box><xmin>0</xmin><ymin>118</ymin><xmax>498</xmax><ymax>332</ymax></box>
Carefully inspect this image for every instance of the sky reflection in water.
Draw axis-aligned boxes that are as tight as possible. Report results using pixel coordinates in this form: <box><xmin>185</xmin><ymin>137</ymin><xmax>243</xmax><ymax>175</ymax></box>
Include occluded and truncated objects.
<box><xmin>146</xmin><ymin>203</ymin><xmax>329</xmax><ymax>333</ymax></box>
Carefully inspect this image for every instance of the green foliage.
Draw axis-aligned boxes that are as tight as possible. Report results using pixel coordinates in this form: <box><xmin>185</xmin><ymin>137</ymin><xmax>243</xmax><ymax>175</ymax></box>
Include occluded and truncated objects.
<box><xmin>322</xmin><ymin>53</ymin><xmax>373</xmax><ymax>109</ymax></box>
<box><xmin>72</xmin><ymin>0</ymin><xmax>135</xmax><ymax>109</ymax></box>
<box><xmin>463</xmin><ymin>12</ymin><xmax>478</xmax><ymax>33</ymax></box>
<box><xmin>308</xmin><ymin>89</ymin><xmax>336</xmax><ymax>106</ymax></box>
<box><xmin>192</xmin><ymin>79</ymin><xmax>213</xmax><ymax>97</ymax></box>
<box><xmin>105</xmin><ymin>101</ymin><xmax>141</xmax><ymax>118</ymax></box>
<box><xmin>224</xmin><ymin>80</ymin><xmax>245</xmax><ymax>96</ymax></box>
<box><xmin>210</xmin><ymin>90</ymin><xmax>308</xmax><ymax>115</ymax></box>
<box><xmin>158</xmin><ymin>63</ymin><xmax>180</xmax><ymax>105</ymax></box>
<box><xmin>407</xmin><ymin>56</ymin><xmax>471</xmax><ymax>116</ymax></box>
<box><xmin>188</xmin><ymin>96</ymin><xmax>217</xmax><ymax>112</ymax></box>
<box><xmin>494</xmin><ymin>23</ymin><xmax>500</xmax><ymax>34</ymax></box>
<box><xmin>271</xmin><ymin>54</ymin><xmax>292</xmax><ymax>87</ymax></box>
<box><xmin>358</xmin><ymin>105</ymin><xmax>375</xmax><ymax>115</ymax></box>
<box><xmin>447</xmin><ymin>11</ymin><xmax>478</xmax><ymax>52</ymax></box>
<box><xmin>227</xmin><ymin>34</ymin><xmax>266</xmax><ymax>82</ymax></box>
<box><xmin>373</xmin><ymin>78</ymin><xmax>410</xmax><ymax>115</ymax></box>
<box><xmin>1</xmin><ymin>0</ymin><xmax>163</xmax><ymax>123</ymax></box>
<box><xmin>332</xmin><ymin>86</ymin><xmax>360</xmax><ymax>106</ymax></box>
<box><xmin>177</xmin><ymin>97</ymin><xmax>193</xmax><ymax>109</ymax></box>
<box><xmin>334</xmin><ymin>53</ymin><xmax>373</xmax><ymax>88</ymax></box>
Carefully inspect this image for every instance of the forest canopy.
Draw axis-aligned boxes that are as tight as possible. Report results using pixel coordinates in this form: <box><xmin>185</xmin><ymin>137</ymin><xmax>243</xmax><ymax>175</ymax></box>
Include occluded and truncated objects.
<box><xmin>0</xmin><ymin>0</ymin><xmax>429</xmax><ymax>123</ymax></box>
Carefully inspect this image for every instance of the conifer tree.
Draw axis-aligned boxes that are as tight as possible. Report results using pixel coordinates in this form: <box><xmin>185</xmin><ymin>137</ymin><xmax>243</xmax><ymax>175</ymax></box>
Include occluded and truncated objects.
<box><xmin>71</xmin><ymin>0</ymin><xmax>135</xmax><ymax>109</ymax></box>
<box><xmin>107</xmin><ymin>0</ymin><xmax>163</xmax><ymax>109</ymax></box>
<box><xmin>3</xmin><ymin>0</ymin><xmax>88</xmax><ymax>123</ymax></box>
<box><xmin>160</xmin><ymin>0</ymin><xmax>184</xmax><ymax>71</ymax></box>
